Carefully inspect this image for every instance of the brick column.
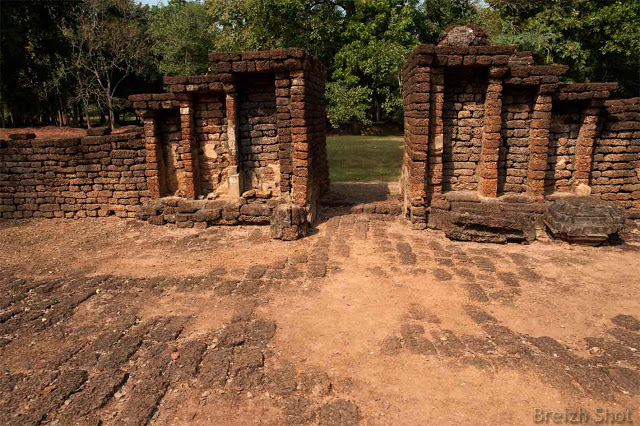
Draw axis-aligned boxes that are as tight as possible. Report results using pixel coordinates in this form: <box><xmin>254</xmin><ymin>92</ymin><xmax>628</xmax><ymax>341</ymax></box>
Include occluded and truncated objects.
<box><xmin>526</xmin><ymin>87</ymin><xmax>554</xmax><ymax>197</ymax></box>
<box><xmin>142</xmin><ymin>115</ymin><xmax>163</xmax><ymax>199</ymax></box>
<box><xmin>428</xmin><ymin>67</ymin><xmax>444</xmax><ymax>200</ymax></box>
<box><xmin>573</xmin><ymin>100</ymin><xmax>602</xmax><ymax>192</ymax></box>
<box><xmin>290</xmin><ymin>70</ymin><xmax>308</xmax><ymax>206</ymax></box>
<box><xmin>401</xmin><ymin>59</ymin><xmax>431</xmax><ymax>227</ymax></box>
<box><xmin>275</xmin><ymin>71</ymin><xmax>293</xmax><ymax>200</ymax></box>
<box><xmin>225</xmin><ymin>88</ymin><xmax>242</xmax><ymax>198</ymax></box>
<box><xmin>178</xmin><ymin>96</ymin><xmax>198</xmax><ymax>198</ymax></box>
<box><xmin>478</xmin><ymin>68</ymin><xmax>505</xmax><ymax>197</ymax></box>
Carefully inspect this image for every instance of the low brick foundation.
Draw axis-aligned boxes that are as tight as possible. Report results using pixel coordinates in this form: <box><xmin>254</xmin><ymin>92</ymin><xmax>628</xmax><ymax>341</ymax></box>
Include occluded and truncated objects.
<box><xmin>137</xmin><ymin>196</ymin><xmax>283</xmax><ymax>228</ymax></box>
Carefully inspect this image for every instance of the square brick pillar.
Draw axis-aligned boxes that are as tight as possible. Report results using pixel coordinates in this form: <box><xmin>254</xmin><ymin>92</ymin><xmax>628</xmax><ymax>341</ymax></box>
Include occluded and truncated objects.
<box><xmin>225</xmin><ymin>88</ymin><xmax>242</xmax><ymax>198</ymax></box>
<box><xmin>526</xmin><ymin>87</ymin><xmax>554</xmax><ymax>197</ymax></box>
<box><xmin>428</xmin><ymin>67</ymin><xmax>444</xmax><ymax>200</ymax></box>
<box><xmin>573</xmin><ymin>100</ymin><xmax>602</xmax><ymax>193</ymax></box>
<box><xmin>142</xmin><ymin>115</ymin><xmax>162</xmax><ymax>199</ymax></box>
<box><xmin>478</xmin><ymin>68</ymin><xmax>506</xmax><ymax>197</ymax></box>
<box><xmin>401</xmin><ymin>59</ymin><xmax>432</xmax><ymax>227</ymax></box>
<box><xmin>290</xmin><ymin>70</ymin><xmax>308</xmax><ymax>206</ymax></box>
<box><xmin>275</xmin><ymin>71</ymin><xmax>293</xmax><ymax>200</ymax></box>
<box><xmin>178</xmin><ymin>97</ymin><xmax>198</xmax><ymax>199</ymax></box>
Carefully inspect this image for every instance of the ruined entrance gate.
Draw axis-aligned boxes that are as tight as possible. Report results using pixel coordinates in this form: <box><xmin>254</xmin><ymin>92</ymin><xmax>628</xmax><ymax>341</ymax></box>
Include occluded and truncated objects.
<box><xmin>401</xmin><ymin>25</ymin><xmax>639</xmax><ymax>242</ymax></box>
<box><xmin>1</xmin><ymin>31</ymin><xmax>639</xmax><ymax>242</ymax></box>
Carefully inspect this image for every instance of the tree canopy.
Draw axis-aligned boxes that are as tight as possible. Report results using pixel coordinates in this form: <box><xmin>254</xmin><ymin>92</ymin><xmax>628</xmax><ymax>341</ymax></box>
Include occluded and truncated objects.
<box><xmin>1</xmin><ymin>0</ymin><xmax>639</xmax><ymax>129</ymax></box>
<box><xmin>487</xmin><ymin>0</ymin><xmax>640</xmax><ymax>96</ymax></box>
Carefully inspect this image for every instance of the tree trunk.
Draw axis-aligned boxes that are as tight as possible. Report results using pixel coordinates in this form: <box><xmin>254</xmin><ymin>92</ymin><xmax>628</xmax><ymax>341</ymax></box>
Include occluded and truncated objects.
<box><xmin>107</xmin><ymin>96</ymin><xmax>115</xmax><ymax>131</ymax></box>
<box><xmin>84</xmin><ymin>100</ymin><xmax>92</xmax><ymax>129</ymax></box>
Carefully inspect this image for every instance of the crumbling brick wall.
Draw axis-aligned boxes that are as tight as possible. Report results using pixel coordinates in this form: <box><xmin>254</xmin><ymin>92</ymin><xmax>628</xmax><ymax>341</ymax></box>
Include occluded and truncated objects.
<box><xmin>546</xmin><ymin>101</ymin><xmax>583</xmax><ymax>193</ymax></box>
<box><xmin>499</xmin><ymin>86</ymin><xmax>535</xmax><ymax>194</ymax></box>
<box><xmin>237</xmin><ymin>73</ymin><xmax>279</xmax><ymax>193</ymax></box>
<box><xmin>403</xmin><ymin>24</ymin><xmax>640</xmax><ymax>241</ymax></box>
<box><xmin>194</xmin><ymin>92</ymin><xmax>229</xmax><ymax>197</ymax></box>
<box><xmin>130</xmin><ymin>48</ymin><xmax>329</xmax><ymax>231</ymax></box>
<box><xmin>592</xmin><ymin>98</ymin><xmax>640</xmax><ymax>212</ymax></box>
<box><xmin>442</xmin><ymin>67</ymin><xmax>486</xmax><ymax>192</ymax></box>
<box><xmin>156</xmin><ymin>109</ymin><xmax>182</xmax><ymax>196</ymax></box>
<box><xmin>0</xmin><ymin>130</ymin><xmax>149</xmax><ymax>219</ymax></box>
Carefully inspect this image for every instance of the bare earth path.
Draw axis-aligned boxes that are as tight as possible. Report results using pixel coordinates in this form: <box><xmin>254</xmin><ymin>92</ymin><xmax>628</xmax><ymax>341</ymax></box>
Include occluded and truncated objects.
<box><xmin>1</xmin><ymin>210</ymin><xmax>639</xmax><ymax>425</ymax></box>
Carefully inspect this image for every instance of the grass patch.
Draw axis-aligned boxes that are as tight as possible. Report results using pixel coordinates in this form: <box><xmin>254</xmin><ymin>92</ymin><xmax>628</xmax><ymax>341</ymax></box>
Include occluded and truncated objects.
<box><xmin>327</xmin><ymin>134</ymin><xmax>404</xmax><ymax>182</ymax></box>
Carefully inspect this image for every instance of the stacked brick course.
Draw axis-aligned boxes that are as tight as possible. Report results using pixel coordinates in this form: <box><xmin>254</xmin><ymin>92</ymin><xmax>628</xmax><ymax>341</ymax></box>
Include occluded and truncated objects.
<box><xmin>402</xmin><ymin>25</ymin><xmax>640</xmax><ymax>241</ymax></box>
<box><xmin>194</xmin><ymin>92</ymin><xmax>229</xmax><ymax>197</ymax></box>
<box><xmin>0</xmin><ymin>129</ymin><xmax>149</xmax><ymax>218</ymax></box>
<box><xmin>592</xmin><ymin>98</ymin><xmax>640</xmax><ymax>212</ymax></box>
<box><xmin>499</xmin><ymin>86</ymin><xmax>535</xmax><ymax>194</ymax></box>
<box><xmin>238</xmin><ymin>74</ymin><xmax>279</xmax><ymax>192</ymax></box>
<box><xmin>442</xmin><ymin>67</ymin><xmax>486</xmax><ymax>192</ymax></box>
<box><xmin>547</xmin><ymin>102</ymin><xmax>583</xmax><ymax>193</ymax></box>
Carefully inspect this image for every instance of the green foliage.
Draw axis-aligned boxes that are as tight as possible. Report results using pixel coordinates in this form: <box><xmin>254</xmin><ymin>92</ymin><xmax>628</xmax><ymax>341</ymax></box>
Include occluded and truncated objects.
<box><xmin>148</xmin><ymin>0</ymin><xmax>215</xmax><ymax>75</ymax></box>
<box><xmin>327</xmin><ymin>81</ymin><xmax>372</xmax><ymax>127</ymax></box>
<box><xmin>487</xmin><ymin>0</ymin><xmax>640</xmax><ymax>96</ymax></box>
<box><xmin>67</xmin><ymin>0</ymin><xmax>150</xmax><ymax>129</ymax></box>
<box><xmin>206</xmin><ymin>0</ymin><xmax>342</xmax><ymax>66</ymax></box>
<box><xmin>205</xmin><ymin>0</ymin><xmax>476</xmax><ymax>128</ymax></box>
<box><xmin>330</xmin><ymin>0</ymin><xmax>424</xmax><ymax>126</ymax></box>
<box><xmin>0</xmin><ymin>2</ymin><xmax>78</xmax><ymax>125</ymax></box>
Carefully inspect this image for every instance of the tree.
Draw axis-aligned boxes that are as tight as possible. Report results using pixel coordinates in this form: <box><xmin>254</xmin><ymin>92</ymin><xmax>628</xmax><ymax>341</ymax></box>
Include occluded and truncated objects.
<box><xmin>68</xmin><ymin>0</ymin><xmax>150</xmax><ymax>129</ymax></box>
<box><xmin>206</xmin><ymin>0</ymin><xmax>343</xmax><ymax>67</ymax></box>
<box><xmin>327</xmin><ymin>0</ymin><xmax>477</xmax><ymax>127</ymax></box>
<box><xmin>0</xmin><ymin>1</ymin><xmax>79</xmax><ymax>126</ymax></box>
<box><xmin>486</xmin><ymin>0</ymin><xmax>640</xmax><ymax>96</ymax></box>
<box><xmin>205</xmin><ymin>0</ymin><xmax>476</xmax><ymax>129</ymax></box>
<box><xmin>329</xmin><ymin>0</ymin><xmax>427</xmax><ymax>126</ymax></box>
<box><xmin>148</xmin><ymin>0</ymin><xmax>215</xmax><ymax>75</ymax></box>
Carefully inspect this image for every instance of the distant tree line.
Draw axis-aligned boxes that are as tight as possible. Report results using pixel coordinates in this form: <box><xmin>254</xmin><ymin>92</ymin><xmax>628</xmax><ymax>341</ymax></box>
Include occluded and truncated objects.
<box><xmin>1</xmin><ymin>0</ymin><xmax>638</xmax><ymax>130</ymax></box>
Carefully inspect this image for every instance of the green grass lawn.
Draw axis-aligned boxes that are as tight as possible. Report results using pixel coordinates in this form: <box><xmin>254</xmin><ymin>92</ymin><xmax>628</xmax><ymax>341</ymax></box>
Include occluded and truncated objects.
<box><xmin>327</xmin><ymin>134</ymin><xmax>404</xmax><ymax>182</ymax></box>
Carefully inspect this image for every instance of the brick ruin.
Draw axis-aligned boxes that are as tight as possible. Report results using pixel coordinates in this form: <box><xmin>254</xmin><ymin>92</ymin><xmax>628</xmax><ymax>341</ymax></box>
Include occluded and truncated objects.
<box><xmin>0</xmin><ymin>49</ymin><xmax>328</xmax><ymax>239</ymax></box>
<box><xmin>130</xmin><ymin>49</ymin><xmax>328</xmax><ymax>238</ymax></box>
<box><xmin>1</xmin><ymin>30</ymin><xmax>639</xmax><ymax>243</ymax></box>
<box><xmin>401</xmin><ymin>25</ymin><xmax>640</xmax><ymax>242</ymax></box>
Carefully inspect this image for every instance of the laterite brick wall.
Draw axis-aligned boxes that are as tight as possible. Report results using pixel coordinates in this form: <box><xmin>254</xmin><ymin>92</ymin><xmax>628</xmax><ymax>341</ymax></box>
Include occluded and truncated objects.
<box><xmin>592</xmin><ymin>98</ymin><xmax>640</xmax><ymax>212</ymax></box>
<box><xmin>237</xmin><ymin>73</ymin><xmax>280</xmax><ymax>193</ymax></box>
<box><xmin>0</xmin><ymin>131</ymin><xmax>149</xmax><ymax>219</ymax></box>
<box><xmin>402</xmin><ymin>25</ymin><xmax>640</xmax><ymax>229</ymax></box>
<box><xmin>194</xmin><ymin>92</ymin><xmax>229</xmax><ymax>197</ymax></box>
<box><xmin>442</xmin><ymin>67</ymin><xmax>486</xmax><ymax>192</ymax></box>
<box><xmin>499</xmin><ymin>86</ymin><xmax>535</xmax><ymax>194</ymax></box>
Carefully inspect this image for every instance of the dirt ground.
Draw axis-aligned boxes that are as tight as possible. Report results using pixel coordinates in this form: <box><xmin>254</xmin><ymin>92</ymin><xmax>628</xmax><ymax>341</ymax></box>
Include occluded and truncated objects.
<box><xmin>1</xmin><ymin>207</ymin><xmax>639</xmax><ymax>425</ymax></box>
